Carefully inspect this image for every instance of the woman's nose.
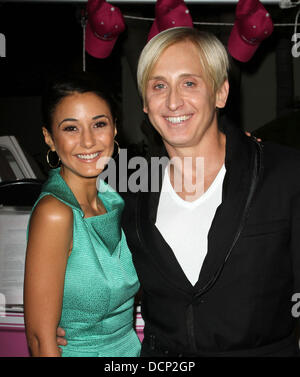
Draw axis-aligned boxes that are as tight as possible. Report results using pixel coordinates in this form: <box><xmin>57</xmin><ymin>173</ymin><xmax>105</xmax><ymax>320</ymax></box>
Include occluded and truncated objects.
<box><xmin>80</xmin><ymin>129</ymin><xmax>96</xmax><ymax>149</ymax></box>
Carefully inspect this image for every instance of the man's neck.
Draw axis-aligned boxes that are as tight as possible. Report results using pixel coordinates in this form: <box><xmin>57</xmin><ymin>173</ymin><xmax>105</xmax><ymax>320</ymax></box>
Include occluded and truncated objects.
<box><xmin>164</xmin><ymin>129</ymin><xmax>226</xmax><ymax>202</ymax></box>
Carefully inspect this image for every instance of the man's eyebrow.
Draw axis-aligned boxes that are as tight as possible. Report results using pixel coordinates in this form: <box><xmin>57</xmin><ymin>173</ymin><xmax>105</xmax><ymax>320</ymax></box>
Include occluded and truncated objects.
<box><xmin>148</xmin><ymin>75</ymin><xmax>165</xmax><ymax>81</ymax></box>
<box><xmin>179</xmin><ymin>73</ymin><xmax>202</xmax><ymax>79</ymax></box>
<box><xmin>149</xmin><ymin>73</ymin><xmax>202</xmax><ymax>80</ymax></box>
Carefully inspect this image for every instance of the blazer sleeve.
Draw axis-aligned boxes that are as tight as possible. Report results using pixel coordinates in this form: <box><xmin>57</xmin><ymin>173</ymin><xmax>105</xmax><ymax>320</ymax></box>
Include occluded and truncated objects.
<box><xmin>290</xmin><ymin>190</ymin><xmax>300</xmax><ymax>296</ymax></box>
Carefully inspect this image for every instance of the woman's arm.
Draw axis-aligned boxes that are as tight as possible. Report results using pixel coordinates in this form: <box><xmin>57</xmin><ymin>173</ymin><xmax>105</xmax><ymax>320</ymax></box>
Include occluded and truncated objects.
<box><xmin>24</xmin><ymin>196</ymin><xmax>73</xmax><ymax>357</ymax></box>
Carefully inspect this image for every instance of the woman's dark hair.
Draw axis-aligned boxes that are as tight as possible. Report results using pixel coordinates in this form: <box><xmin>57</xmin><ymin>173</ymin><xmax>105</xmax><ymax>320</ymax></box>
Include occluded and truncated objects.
<box><xmin>42</xmin><ymin>72</ymin><xmax>119</xmax><ymax>133</ymax></box>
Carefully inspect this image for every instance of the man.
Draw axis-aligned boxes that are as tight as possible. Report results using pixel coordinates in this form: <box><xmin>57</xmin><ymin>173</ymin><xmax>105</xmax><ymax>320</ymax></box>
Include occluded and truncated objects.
<box><xmin>58</xmin><ymin>27</ymin><xmax>300</xmax><ymax>357</ymax></box>
<box><xmin>122</xmin><ymin>27</ymin><xmax>300</xmax><ymax>357</ymax></box>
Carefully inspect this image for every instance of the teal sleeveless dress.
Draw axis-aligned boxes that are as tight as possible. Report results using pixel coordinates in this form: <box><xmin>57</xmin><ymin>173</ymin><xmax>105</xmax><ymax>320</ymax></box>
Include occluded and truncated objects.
<box><xmin>31</xmin><ymin>168</ymin><xmax>141</xmax><ymax>357</ymax></box>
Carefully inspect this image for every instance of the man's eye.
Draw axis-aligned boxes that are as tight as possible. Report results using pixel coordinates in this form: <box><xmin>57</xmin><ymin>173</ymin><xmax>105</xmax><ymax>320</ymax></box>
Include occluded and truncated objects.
<box><xmin>154</xmin><ymin>83</ymin><xmax>165</xmax><ymax>89</ymax></box>
<box><xmin>185</xmin><ymin>81</ymin><xmax>195</xmax><ymax>87</ymax></box>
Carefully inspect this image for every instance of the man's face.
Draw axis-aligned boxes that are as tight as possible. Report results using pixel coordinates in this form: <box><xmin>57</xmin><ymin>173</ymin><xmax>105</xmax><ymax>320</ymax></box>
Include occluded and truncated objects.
<box><xmin>143</xmin><ymin>40</ymin><xmax>228</xmax><ymax>151</ymax></box>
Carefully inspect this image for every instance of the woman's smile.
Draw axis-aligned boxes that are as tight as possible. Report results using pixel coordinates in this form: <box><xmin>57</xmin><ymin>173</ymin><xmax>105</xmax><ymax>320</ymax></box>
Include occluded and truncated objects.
<box><xmin>75</xmin><ymin>151</ymin><xmax>102</xmax><ymax>162</ymax></box>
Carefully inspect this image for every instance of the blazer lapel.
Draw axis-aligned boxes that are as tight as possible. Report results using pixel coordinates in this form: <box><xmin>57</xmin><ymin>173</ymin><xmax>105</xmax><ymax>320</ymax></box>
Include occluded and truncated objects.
<box><xmin>194</xmin><ymin>124</ymin><xmax>261</xmax><ymax>293</ymax></box>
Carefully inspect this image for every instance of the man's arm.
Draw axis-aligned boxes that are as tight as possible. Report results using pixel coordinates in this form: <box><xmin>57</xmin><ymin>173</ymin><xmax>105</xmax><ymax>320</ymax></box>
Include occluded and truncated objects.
<box><xmin>56</xmin><ymin>327</ymin><xmax>67</xmax><ymax>349</ymax></box>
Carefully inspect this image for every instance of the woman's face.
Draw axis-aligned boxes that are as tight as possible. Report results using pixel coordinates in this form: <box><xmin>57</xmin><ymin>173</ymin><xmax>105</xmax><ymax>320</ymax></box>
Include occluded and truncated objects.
<box><xmin>43</xmin><ymin>91</ymin><xmax>116</xmax><ymax>180</ymax></box>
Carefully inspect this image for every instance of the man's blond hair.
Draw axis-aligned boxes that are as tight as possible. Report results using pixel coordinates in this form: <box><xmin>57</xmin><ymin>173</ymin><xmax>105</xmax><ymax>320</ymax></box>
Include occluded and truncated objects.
<box><xmin>137</xmin><ymin>27</ymin><xmax>229</xmax><ymax>104</ymax></box>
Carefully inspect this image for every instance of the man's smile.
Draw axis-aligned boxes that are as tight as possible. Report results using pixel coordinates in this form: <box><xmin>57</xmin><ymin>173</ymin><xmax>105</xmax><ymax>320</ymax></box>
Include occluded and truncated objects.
<box><xmin>164</xmin><ymin>114</ymin><xmax>193</xmax><ymax>125</ymax></box>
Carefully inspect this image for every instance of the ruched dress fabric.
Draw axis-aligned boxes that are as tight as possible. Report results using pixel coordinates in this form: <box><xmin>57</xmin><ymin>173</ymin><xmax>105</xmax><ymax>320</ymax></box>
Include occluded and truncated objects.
<box><xmin>31</xmin><ymin>168</ymin><xmax>141</xmax><ymax>357</ymax></box>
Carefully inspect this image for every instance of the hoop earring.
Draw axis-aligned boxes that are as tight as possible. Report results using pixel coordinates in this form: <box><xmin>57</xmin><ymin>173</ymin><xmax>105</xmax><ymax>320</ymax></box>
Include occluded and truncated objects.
<box><xmin>113</xmin><ymin>139</ymin><xmax>120</xmax><ymax>159</ymax></box>
<box><xmin>46</xmin><ymin>149</ymin><xmax>61</xmax><ymax>169</ymax></box>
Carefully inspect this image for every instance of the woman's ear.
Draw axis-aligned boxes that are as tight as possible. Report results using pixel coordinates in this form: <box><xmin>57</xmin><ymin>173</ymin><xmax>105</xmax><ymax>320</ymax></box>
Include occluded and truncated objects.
<box><xmin>215</xmin><ymin>80</ymin><xmax>229</xmax><ymax>109</ymax></box>
<box><xmin>114</xmin><ymin>121</ymin><xmax>118</xmax><ymax>137</ymax></box>
<box><xmin>42</xmin><ymin>127</ymin><xmax>55</xmax><ymax>151</ymax></box>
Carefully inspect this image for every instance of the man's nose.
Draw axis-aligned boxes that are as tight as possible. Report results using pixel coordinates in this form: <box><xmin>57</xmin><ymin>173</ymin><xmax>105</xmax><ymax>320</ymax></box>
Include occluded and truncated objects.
<box><xmin>80</xmin><ymin>128</ymin><xmax>96</xmax><ymax>149</ymax></box>
<box><xmin>167</xmin><ymin>87</ymin><xmax>184</xmax><ymax>111</ymax></box>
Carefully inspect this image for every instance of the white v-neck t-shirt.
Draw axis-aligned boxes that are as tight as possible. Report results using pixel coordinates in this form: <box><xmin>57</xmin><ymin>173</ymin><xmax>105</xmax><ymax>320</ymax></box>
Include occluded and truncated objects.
<box><xmin>155</xmin><ymin>164</ymin><xmax>226</xmax><ymax>286</ymax></box>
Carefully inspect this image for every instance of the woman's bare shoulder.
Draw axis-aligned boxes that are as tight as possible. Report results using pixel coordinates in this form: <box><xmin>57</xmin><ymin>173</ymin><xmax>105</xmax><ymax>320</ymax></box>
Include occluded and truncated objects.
<box><xmin>31</xmin><ymin>195</ymin><xmax>73</xmax><ymax>225</ymax></box>
<box><xmin>27</xmin><ymin>195</ymin><xmax>73</xmax><ymax>257</ymax></box>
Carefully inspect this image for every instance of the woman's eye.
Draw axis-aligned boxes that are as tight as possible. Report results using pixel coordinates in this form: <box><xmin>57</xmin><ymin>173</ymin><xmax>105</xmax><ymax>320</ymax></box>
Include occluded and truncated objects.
<box><xmin>63</xmin><ymin>126</ymin><xmax>77</xmax><ymax>132</ymax></box>
<box><xmin>94</xmin><ymin>121</ymin><xmax>107</xmax><ymax>128</ymax></box>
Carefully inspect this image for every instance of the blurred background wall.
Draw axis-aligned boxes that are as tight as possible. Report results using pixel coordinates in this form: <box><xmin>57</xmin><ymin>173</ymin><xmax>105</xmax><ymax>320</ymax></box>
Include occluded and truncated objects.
<box><xmin>0</xmin><ymin>1</ymin><xmax>299</xmax><ymax>175</ymax></box>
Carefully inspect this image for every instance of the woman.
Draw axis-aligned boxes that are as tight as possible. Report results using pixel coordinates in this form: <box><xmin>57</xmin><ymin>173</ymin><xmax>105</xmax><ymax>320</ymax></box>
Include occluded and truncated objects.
<box><xmin>24</xmin><ymin>74</ymin><xmax>141</xmax><ymax>357</ymax></box>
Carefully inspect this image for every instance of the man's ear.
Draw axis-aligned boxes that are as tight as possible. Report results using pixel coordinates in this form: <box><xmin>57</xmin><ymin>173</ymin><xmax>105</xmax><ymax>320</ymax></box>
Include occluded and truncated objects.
<box><xmin>143</xmin><ymin>100</ymin><xmax>148</xmax><ymax>114</ymax></box>
<box><xmin>42</xmin><ymin>127</ymin><xmax>55</xmax><ymax>151</ymax></box>
<box><xmin>215</xmin><ymin>80</ymin><xmax>229</xmax><ymax>109</ymax></box>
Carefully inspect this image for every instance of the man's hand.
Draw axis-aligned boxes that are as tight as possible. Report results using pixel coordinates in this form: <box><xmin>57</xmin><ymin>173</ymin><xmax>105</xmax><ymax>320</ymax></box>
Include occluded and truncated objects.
<box><xmin>245</xmin><ymin>131</ymin><xmax>262</xmax><ymax>142</ymax></box>
<box><xmin>56</xmin><ymin>327</ymin><xmax>67</xmax><ymax>353</ymax></box>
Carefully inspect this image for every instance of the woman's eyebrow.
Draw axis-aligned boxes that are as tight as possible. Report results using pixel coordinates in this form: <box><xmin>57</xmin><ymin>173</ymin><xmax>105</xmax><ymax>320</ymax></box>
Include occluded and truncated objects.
<box><xmin>58</xmin><ymin>118</ymin><xmax>78</xmax><ymax>127</ymax></box>
<box><xmin>92</xmin><ymin>114</ymin><xmax>109</xmax><ymax>120</ymax></box>
<box><xmin>58</xmin><ymin>114</ymin><xmax>109</xmax><ymax>127</ymax></box>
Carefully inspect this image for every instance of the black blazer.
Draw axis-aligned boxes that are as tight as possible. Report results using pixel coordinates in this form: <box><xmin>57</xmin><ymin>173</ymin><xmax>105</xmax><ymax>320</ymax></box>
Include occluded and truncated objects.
<box><xmin>121</xmin><ymin>123</ymin><xmax>300</xmax><ymax>357</ymax></box>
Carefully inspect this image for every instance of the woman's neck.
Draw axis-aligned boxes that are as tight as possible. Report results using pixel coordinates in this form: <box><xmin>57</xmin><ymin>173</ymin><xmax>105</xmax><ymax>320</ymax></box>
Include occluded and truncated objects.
<box><xmin>60</xmin><ymin>167</ymin><xmax>103</xmax><ymax>216</ymax></box>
